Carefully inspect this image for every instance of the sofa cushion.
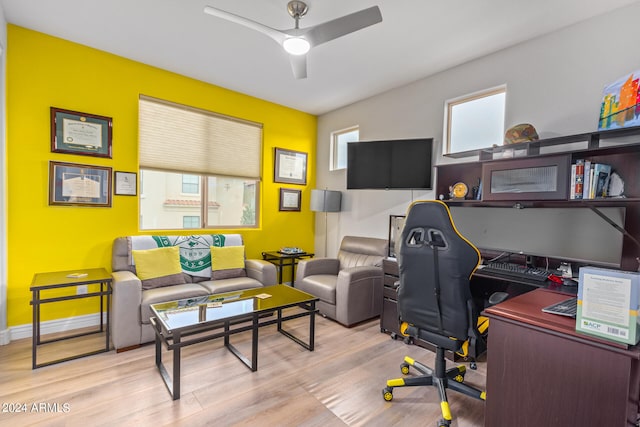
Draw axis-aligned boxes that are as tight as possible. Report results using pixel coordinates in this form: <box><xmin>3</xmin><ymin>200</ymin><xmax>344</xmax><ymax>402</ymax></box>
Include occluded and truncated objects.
<box><xmin>140</xmin><ymin>283</ymin><xmax>209</xmax><ymax>324</ymax></box>
<box><xmin>198</xmin><ymin>277</ymin><xmax>263</xmax><ymax>294</ymax></box>
<box><xmin>132</xmin><ymin>246</ymin><xmax>186</xmax><ymax>290</ymax></box>
<box><xmin>211</xmin><ymin>245</ymin><xmax>247</xmax><ymax>279</ymax></box>
<box><xmin>296</xmin><ymin>274</ymin><xmax>338</xmax><ymax>305</ymax></box>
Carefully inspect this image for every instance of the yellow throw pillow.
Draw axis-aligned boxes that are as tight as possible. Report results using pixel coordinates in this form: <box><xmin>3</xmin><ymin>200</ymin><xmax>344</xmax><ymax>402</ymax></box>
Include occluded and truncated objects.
<box><xmin>132</xmin><ymin>246</ymin><xmax>185</xmax><ymax>290</ymax></box>
<box><xmin>211</xmin><ymin>245</ymin><xmax>247</xmax><ymax>279</ymax></box>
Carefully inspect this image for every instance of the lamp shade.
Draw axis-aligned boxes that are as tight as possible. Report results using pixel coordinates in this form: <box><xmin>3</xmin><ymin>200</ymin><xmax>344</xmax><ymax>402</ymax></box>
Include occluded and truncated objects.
<box><xmin>310</xmin><ymin>189</ymin><xmax>342</xmax><ymax>212</ymax></box>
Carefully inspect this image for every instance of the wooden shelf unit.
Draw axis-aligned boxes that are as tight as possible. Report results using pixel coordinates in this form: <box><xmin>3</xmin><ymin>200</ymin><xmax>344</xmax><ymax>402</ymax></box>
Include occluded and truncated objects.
<box><xmin>436</xmin><ymin>126</ymin><xmax>640</xmax><ymax>271</ymax></box>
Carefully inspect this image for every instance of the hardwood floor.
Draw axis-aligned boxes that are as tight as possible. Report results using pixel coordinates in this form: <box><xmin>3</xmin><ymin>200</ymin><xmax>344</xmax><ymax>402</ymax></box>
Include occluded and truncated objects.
<box><xmin>0</xmin><ymin>315</ymin><xmax>486</xmax><ymax>426</ymax></box>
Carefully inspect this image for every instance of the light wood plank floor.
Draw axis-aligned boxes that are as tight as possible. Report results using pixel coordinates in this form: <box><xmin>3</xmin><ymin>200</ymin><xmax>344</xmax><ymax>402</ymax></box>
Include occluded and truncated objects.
<box><xmin>0</xmin><ymin>315</ymin><xmax>486</xmax><ymax>426</ymax></box>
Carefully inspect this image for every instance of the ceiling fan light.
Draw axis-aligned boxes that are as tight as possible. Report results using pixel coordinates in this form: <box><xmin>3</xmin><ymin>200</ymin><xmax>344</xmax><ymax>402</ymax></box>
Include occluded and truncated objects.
<box><xmin>283</xmin><ymin>37</ymin><xmax>310</xmax><ymax>55</ymax></box>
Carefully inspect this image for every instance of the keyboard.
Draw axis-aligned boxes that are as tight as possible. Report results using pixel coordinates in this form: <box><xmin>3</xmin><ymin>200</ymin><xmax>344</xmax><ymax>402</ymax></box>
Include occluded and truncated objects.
<box><xmin>542</xmin><ymin>297</ymin><xmax>578</xmax><ymax>318</ymax></box>
<box><xmin>479</xmin><ymin>262</ymin><xmax>549</xmax><ymax>283</ymax></box>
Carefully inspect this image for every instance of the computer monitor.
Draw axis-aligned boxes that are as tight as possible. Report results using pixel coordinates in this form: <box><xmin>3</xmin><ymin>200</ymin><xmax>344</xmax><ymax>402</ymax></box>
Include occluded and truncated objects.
<box><xmin>449</xmin><ymin>206</ymin><xmax>626</xmax><ymax>268</ymax></box>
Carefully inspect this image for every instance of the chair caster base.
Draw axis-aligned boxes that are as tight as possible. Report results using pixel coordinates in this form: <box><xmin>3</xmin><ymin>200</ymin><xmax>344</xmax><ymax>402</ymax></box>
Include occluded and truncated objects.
<box><xmin>382</xmin><ymin>387</ymin><xmax>393</xmax><ymax>401</ymax></box>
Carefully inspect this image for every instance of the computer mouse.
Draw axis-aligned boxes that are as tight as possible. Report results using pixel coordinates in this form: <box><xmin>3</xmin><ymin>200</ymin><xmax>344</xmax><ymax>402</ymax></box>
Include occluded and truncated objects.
<box><xmin>562</xmin><ymin>277</ymin><xmax>578</xmax><ymax>286</ymax></box>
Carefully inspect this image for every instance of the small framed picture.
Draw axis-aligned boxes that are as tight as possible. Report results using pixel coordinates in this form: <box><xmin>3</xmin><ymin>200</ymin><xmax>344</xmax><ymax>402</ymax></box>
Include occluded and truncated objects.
<box><xmin>279</xmin><ymin>188</ymin><xmax>301</xmax><ymax>211</ymax></box>
<box><xmin>274</xmin><ymin>148</ymin><xmax>307</xmax><ymax>185</ymax></box>
<box><xmin>51</xmin><ymin>107</ymin><xmax>113</xmax><ymax>158</ymax></box>
<box><xmin>114</xmin><ymin>171</ymin><xmax>137</xmax><ymax>196</ymax></box>
<box><xmin>49</xmin><ymin>161</ymin><xmax>112</xmax><ymax>207</ymax></box>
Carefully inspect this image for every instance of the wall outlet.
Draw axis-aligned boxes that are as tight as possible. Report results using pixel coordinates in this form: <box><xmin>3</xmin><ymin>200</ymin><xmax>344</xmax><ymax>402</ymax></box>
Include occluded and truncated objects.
<box><xmin>76</xmin><ymin>285</ymin><xmax>88</xmax><ymax>295</ymax></box>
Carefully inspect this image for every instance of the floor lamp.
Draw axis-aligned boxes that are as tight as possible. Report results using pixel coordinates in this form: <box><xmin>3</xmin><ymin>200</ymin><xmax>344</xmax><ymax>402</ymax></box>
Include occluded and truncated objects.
<box><xmin>310</xmin><ymin>189</ymin><xmax>342</xmax><ymax>257</ymax></box>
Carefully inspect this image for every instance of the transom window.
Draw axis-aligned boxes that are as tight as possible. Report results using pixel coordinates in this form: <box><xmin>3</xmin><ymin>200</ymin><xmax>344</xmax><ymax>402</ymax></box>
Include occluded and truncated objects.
<box><xmin>138</xmin><ymin>96</ymin><xmax>262</xmax><ymax>230</ymax></box>
<box><xmin>445</xmin><ymin>86</ymin><xmax>506</xmax><ymax>154</ymax></box>
<box><xmin>331</xmin><ymin>126</ymin><xmax>359</xmax><ymax>171</ymax></box>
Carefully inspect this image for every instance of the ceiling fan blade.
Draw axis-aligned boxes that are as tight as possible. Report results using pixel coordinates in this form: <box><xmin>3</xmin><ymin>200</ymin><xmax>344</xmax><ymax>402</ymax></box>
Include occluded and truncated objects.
<box><xmin>298</xmin><ymin>6</ymin><xmax>382</xmax><ymax>47</ymax></box>
<box><xmin>289</xmin><ymin>54</ymin><xmax>308</xmax><ymax>79</ymax></box>
<box><xmin>203</xmin><ymin>6</ymin><xmax>286</xmax><ymax>45</ymax></box>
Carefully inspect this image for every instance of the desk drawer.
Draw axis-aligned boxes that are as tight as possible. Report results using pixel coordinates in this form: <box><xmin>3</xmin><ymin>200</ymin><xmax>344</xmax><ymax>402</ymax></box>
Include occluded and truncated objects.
<box><xmin>383</xmin><ymin>286</ymin><xmax>397</xmax><ymax>299</ymax></box>
<box><xmin>383</xmin><ymin>259</ymin><xmax>399</xmax><ymax>275</ymax></box>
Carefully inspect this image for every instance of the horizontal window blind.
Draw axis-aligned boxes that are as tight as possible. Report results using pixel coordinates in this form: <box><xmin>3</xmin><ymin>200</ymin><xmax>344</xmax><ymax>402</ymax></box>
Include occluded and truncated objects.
<box><xmin>139</xmin><ymin>96</ymin><xmax>262</xmax><ymax>179</ymax></box>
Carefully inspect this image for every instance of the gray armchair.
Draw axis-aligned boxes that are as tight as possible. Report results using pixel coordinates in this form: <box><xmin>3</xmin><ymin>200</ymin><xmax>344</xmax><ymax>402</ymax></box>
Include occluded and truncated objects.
<box><xmin>295</xmin><ymin>236</ymin><xmax>388</xmax><ymax>326</ymax></box>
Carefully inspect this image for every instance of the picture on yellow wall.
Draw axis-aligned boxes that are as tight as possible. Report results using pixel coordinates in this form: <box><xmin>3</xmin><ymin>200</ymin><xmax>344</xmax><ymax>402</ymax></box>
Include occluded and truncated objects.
<box><xmin>50</xmin><ymin>107</ymin><xmax>113</xmax><ymax>158</ymax></box>
<box><xmin>49</xmin><ymin>161</ymin><xmax>112</xmax><ymax>207</ymax></box>
<box><xmin>279</xmin><ymin>188</ymin><xmax>301</xmax><ymax>211</ymax></box>
<box><xmin>274</xmin><ymin>147</ymin><xmax>307</xmax><ymax>185</ymax></box>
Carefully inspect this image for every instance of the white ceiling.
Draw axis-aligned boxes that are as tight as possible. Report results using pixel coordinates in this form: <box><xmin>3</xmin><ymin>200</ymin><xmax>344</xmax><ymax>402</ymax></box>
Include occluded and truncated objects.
<box><xmin>2</xmin><ymin>0</ymin><xmax>639</xmax><ymax>115</ymax></box>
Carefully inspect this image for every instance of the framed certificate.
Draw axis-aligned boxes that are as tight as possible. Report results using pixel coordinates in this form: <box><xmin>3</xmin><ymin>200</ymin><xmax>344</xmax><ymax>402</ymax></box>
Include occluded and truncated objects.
<box><xmin>279</xmin><ymin>188</ymin><xmax>301</xmax><ymax>211</ymax></box>
<box><xmin>49</xmin><ymin>161</ymin><xmax>112</xmax><ymax>207</ymax></box>
<box><xmin>274</xmin><ymin>148</ymin><xmax>307</xmax><ymax>185</ymax></box>
<box><xmin>51</xmin><ymin>107</ymin><xmax>113</xmax><ymax>158</ymax></box>
<box><xmin>114</xmin><ymin>171</ymin><xmax>137</xmax><ymax>196</ymax></box>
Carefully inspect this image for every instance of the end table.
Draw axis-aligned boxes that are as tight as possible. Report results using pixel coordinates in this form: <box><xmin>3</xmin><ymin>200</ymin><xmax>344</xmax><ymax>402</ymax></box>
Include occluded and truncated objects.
<box><xmin>30</xmin><ymin>268</ymin><xmax>112</xmax><ymax>369</ymax></box>
<box><xmin>261</xmin><ymin>251</ymin><xmax>314</xmax><ymax>286</ymax></box>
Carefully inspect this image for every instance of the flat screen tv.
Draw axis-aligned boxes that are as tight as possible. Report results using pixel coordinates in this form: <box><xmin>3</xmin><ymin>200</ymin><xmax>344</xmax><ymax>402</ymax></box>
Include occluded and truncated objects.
<box><xmin>347</xmin><ymin>138</ymin><xmax>433</xmax><ymax>189</ymax></box>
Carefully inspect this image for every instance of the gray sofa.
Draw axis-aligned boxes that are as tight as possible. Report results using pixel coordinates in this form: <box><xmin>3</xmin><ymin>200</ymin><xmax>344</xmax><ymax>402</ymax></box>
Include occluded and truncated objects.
<box><xmin>111</xmin><ymin>234</ymin><xmax>277</xmax><ymax>351</ymax></box>
<box><xmin>295</xmin><ymin>236</ymin><xmax>388</xmax><ymax>326</ymax></box>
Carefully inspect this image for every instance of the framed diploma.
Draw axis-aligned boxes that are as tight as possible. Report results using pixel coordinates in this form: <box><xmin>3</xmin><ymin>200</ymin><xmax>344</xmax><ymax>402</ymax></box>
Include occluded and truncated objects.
<box><xmin>274</xmin><ymin>148</ymin><xmax>307</xmax><ymax>185</ymax></box>
<box><xmin>49</xmin><ymin>161</ymin><xmax>112</xmax><ymax>207</ymax></box>
<box><xmin>51</xmin><ymin>107</ymin><xmax>113</xmax><ymax>158</ymax></box>
<box><xmin>114</xmin><ymin>171</ymin><xmax>137</xmax><ymax>196</ymax></box>
<box><xmin>279</xmin><ymin>188</ymin><xmax>301</xmax><ymax>211</ymax></box>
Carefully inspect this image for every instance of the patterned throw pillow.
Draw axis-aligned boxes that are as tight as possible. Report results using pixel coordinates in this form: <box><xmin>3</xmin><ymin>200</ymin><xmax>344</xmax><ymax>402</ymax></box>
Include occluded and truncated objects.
<box><xmin>210</xmin><ymin>245</ymin><xmax>247</xmax><ymax>280</ymax></box>
<box><xmin>132</xmin><ymin>246</ymin><xmax>186</xmax><ymax>290</ymax></box>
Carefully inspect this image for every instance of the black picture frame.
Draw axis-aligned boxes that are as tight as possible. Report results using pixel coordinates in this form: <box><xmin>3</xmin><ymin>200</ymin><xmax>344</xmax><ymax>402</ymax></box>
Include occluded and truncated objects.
<box><xmin>51</xmin><ymin>107</ymin><xmax>113</xmax><ymax>158</ymax></box>
<box><xmin>274</xmin><ymin>148</ymin><xmax>307</xmax><ymax>185</ymax></box>
<box><xmin>279</xmin><ymin>188</ymin><xmax>301</xmax><ymax>211</ymax></box>
<box><xmin>49</xmin><ymin>161</ymin><xmax>112</xmax><ymax>207</ymax></box>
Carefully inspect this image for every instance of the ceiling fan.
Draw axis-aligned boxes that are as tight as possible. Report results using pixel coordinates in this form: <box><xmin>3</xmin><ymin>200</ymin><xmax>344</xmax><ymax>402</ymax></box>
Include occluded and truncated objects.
<box><xmin>203</xmin><ymin>1</ymin><xmax>382</xmax><ymax>79</ymax></box>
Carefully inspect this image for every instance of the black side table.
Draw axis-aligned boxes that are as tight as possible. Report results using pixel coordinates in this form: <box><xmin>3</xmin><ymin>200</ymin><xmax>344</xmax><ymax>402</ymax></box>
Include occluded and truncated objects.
<box><xmin>30</xmin><ymin>268</ymin><xmax>112</xmax><ymax>369</ymax></box>
<box><xmin>261</xmin><ymin>251</ymin><xmax>314</xmax><ymax>286</ymax></box>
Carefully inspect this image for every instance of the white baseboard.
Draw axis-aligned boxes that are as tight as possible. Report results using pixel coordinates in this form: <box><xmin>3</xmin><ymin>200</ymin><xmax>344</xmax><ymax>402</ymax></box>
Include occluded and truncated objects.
<box><xmin>7</xmin><ymin>313</ymin><xmax>107</xmax><ymax>343</ymax></box>
<box><xmin>0</xmin><ymin>328</ymin><xmax>9</xmax><ymax>345</ymax></box>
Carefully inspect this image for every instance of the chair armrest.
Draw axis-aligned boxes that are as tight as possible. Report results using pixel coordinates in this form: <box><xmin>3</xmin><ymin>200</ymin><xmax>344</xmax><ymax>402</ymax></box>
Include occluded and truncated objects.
<box><xmin>296</xmin><ymin>258</ymin><xmax>340</xmax><ymax>281</ymax></box>
<box><xmin>111</xmin><ymin>270</ymin><xmax>143</xmax><ymax>350</ymax></box>
<box><xmin>245</xmin><ymin>259</ymin><xmax>277</xmax><ymax>285</ymax></box>
<box><xmin>335</xmin><ymin>265</ymin><xmax>384</xmax><ymax>326</ymax></box>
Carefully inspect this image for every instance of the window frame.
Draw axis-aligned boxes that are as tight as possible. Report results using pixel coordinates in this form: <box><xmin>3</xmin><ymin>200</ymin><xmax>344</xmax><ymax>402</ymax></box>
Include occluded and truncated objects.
<box><xmin>138</xmin><ymin>96</ymin><xmax>262</xmax><ymax>231</ymax></box>
<box><xmin>444</xmin><ymin>85</ymin><xmax>506</xmax><ymax>155</ymax></box>
<box><xmin>181</xmin><ymin>174</ymin><xmax>200</xmax><ymax>194</ymax></box>
<box><xmin>330</xmin><ymin>125</ymin><xmax>359</xmax><ymax>171</ymax></box>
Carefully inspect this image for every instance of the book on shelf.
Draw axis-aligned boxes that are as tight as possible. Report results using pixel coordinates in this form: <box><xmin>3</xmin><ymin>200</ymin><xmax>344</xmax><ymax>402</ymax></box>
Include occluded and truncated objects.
<box><xmin>570</xmin><ymin>160</ymin><xmax>613</xmax><ymax>199</ymax></box>
<box><xmin>592</xmin><ymin>163</ymin><xmax>612</xmax><ymax>198</ymax></box>
<box><xmin>573</xmin><ymin>159</ymin><xmax>584</xmax><ymax>199</ymax></box>
<box><xmin>582</xmin><ymin>160</ymin><xmax>591</xmax><ymax>199</ymax></box>
<box><xmin>569</xmin><ymin>164</ymin><xmax>576</xmax><ymax>199</ymax></box>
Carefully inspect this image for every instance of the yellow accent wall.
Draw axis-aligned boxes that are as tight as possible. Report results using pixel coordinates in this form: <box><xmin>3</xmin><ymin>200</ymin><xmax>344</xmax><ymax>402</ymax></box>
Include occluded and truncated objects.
<box><xmin>6</xmin><ymin>25</ymin><xmax>317</xmax><ymax>326</ymax></box>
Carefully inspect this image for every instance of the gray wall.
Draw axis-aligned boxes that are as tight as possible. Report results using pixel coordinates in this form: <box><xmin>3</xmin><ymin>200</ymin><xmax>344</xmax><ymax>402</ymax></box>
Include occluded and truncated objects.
<box><xmin>315</xmin><ymin>2</ymin><xmax>640</xmax><ymax>257</ymax></box>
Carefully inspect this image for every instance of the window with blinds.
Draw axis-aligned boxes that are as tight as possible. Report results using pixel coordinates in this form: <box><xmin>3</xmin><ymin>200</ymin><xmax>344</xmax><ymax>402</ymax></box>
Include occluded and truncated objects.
<box><xmin>138</xmin><ymin>96</ymin><xmax>262</xmax><ymax>230</ymax></box>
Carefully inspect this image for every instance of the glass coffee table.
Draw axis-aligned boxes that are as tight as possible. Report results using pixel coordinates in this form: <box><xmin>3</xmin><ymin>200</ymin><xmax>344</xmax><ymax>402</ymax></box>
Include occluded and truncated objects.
<box><xmin>150</xmin><ymin>284</ymin><xmax>318</xmax><ymax>400</ymax></box>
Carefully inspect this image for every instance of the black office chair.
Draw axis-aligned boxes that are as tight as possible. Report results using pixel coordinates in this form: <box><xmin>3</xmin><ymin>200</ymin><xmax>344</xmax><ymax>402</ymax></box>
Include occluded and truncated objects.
<box><xmin>382</xmin><ymin>200</ymin><xmax>505</xmax><ymax>427</ymax></box>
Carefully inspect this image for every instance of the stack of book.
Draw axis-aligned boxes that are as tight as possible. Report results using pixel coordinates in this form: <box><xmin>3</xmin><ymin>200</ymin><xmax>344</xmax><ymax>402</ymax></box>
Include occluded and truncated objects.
<box><xmin>570</xmin><ymin>159</ymin><xmax>612</xmax><ymax>199</ymax></box>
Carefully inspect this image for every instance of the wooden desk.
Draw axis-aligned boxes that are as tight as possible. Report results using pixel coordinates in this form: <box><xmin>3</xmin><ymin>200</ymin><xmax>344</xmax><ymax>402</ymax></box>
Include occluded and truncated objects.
<box><xmin>484</xmin><ymin>288</ymin><xmax>640</xmax><ymax>426</ymax></box>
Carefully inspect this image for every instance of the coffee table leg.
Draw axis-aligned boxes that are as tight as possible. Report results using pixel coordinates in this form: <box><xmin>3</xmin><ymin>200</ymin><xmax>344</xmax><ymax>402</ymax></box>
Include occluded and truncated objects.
<box><xmin>309</xmin><ymin>301</ymin><xmax>315</xmax><ymax>351</ymax></box>
<box><xmin>252</xmin><ymin>313</ymin><xmax>258</xmax><ymax>371</ymax></box>
<box><xmin>173</xmin><ymin>332</ymin><xmax>181</xmax><ymax>400</ymax></box>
